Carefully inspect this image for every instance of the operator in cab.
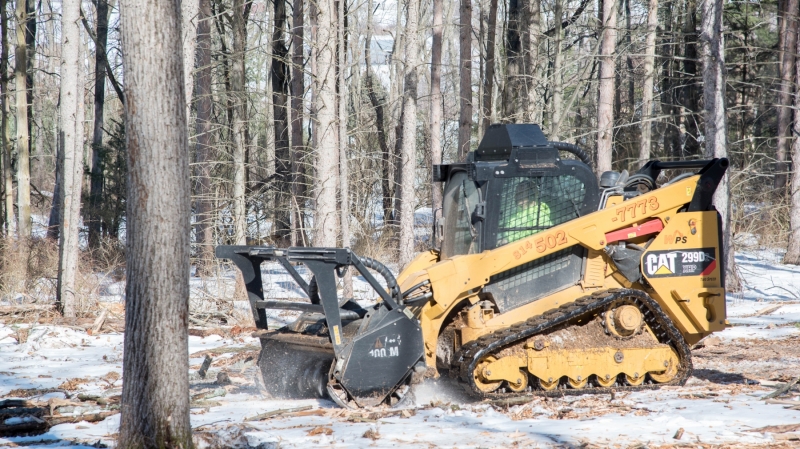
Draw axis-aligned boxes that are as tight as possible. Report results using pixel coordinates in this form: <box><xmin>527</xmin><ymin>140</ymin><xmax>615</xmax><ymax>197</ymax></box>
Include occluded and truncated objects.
<box><xmin>502</xmin><ymin>180</ymin><xmax>552</xmax><ymax>243</ymax></box>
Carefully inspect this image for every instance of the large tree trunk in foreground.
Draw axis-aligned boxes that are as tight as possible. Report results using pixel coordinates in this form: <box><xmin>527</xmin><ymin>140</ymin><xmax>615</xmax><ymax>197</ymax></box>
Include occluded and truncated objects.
<box><xmin>784</xmin><ymin>34</ymin><xmax>800</xmax><ymax>263</ymax></box>
<box><xmin>775</xmin><ymin>0</ymin><xmax>799</xmax><ymax>190</ymax></box>
<box><xmin>596</xmin><ymin>0</ymin><xmax>617</xmax><ymax>176</ymax></box>
<box><xmin>457</xmin><ymin>0</ymin><xmax>472</xmax><ymax>161</ymax></box>
<box><xmin>639</xmin><ymin>0</ymin><xmax>658</xmax><ymax>167</ymax></box>
<box><xmin>314</xmin><ymin>0</ymin><xmax>339</xmax><ymax>247</ymax></box>
<box><xmin>118</xmin><ymin>0</ymin><xmax>192</xmax><ymax>446</ymax></box>
<box><xmin>398</xmin><ymin>0</ymin><xmax>420</xmax><ymax>268</ymax></box>
<box><xmin>14</xmin><ymin>0</ymin><xmax>31</xmax><ymax>237</ymax></box>
<box><xmin>195</xmin><ymin>0</ymin><xmax>215</xmax><ymax>275</ymax></box>
<box><xmin>700</xmin><ymin>0</ymin><xmax>738</xmax><ymax>291</ymax></box>
<box><xmin>57</xmin><ymin>0</ymin><xmax>85</xmax><ymax>319</ymax></box>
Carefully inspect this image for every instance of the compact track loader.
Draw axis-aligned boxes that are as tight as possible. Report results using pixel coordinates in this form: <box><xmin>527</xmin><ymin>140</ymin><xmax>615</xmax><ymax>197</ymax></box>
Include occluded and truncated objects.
<box><xmin>217</xmin><ymin>124</ymin><xmax>729</xmax><ymax>408</ymax></box>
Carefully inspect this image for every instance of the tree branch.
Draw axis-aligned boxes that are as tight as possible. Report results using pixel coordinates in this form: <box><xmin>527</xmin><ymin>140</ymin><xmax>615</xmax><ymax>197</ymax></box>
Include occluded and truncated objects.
<box><xmin>80</xmin><ymin>7</ymin><xmax>125</xmax><ymax>104</ymax></box>
<box><xmin>544</xmin><ymin>0</ymin><xmax>591</xmax><ymax>37</ymax></box>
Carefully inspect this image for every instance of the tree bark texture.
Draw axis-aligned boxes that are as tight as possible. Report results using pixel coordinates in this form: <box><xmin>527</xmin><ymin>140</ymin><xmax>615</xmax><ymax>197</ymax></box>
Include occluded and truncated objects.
<box><xmin>480</xmin><ymin>0</ymin><xmax>498</xmax><ymax>133</ymax></box>
<box><xmin>57</xmin><ymin>0</ymin><xmax>84</xmax><ymax>319</ymax></box>
<box><xmin>232</xmin><ymin>0</ymin><xmax>248</xmax><ymax>245</ymax></box>
<box><xmin>457</xmin><ymin>0</ymin><xmax>473</xmax><ymax>161</ymax></box>
<box><xmin>272</xmin><ymin>0</ymin><xmax>291</xmax><ymax>244</ymax></box>
<box><xmin>291</xmin><ymin>0</ymin><xmax>305</xmax><ymax>246</ymax></box>
<box><xmin>549</xmin><ymin>0</ymin><xmax>564</xmax><ymax>139</ymax></box>
<box><xmin>182</xmin><ymin>0</ymin><xmax>199</xmax><ymax>126</ymax></box>
<box><xmin>776</xmin><ymin>0</ymin><xmax>799</xmax><ymax>190</ymax></box>
<box><xmin>88</xmin><ymin>0</ymin><xmax>110</xmax><ymax>248</ymax></box>
<box><xmin>700</xmin><ymin>0</ymin><xmax>738</xmax><ymax>290</ymax></box>
<box><xmin>314</xmin><ymin>0</ymin><xmax>339</xmax><ymax>247</ymax></box>
<box><xmin>596</xmin><ymin>0</ymin><xmax>617</xmax><ymax>176</ymax></box>
<box><xmin>0</xmin><ymin>0</ymin><xmax>14</xmax><ymax>235</ymax></box>
<box><xmin>118</xmin><ymin>0</ymin><xmax>192</xmax><ymax>446</ymax></box>
<box><xmin>14</xmin><ymin>0</ymin><xmax>31</xmax><ymax>237</ymax></box>
<box><xmin>502</xmin><ymin>0</ymin><xmax>540</xmax><ymax>123</ymax></box>
<box><xmin>195</xmin><ymin>0</ymin><xmax>215</xmax><ymax>275</ymax></box>
<box><xmin>337</xmin><ymin>0</ymin><xmax>353</xmax><ymax>295</ymax></box>
<box><xmin>431</xmin><ymin>0</ymin><xmax>444</xmax><ymax>219</ymax></box>
<box><xmin>639</xmin><ymin>0</ymin><xmax>658</xmax><ymax>167</ymax></box>
<box><xmin>681</xmin><ymin>0</ymin><xmax>700</xmax><ymax>157</ymax></box>
<box><xmin>398</xmin><ymin>0</ymin><xmax>420</xmax><ymax>268</ymax></box>
<box><xmin>785</xmin><ymin>34</ymin><xmax>800</xmax><ymax>263</ymax></box>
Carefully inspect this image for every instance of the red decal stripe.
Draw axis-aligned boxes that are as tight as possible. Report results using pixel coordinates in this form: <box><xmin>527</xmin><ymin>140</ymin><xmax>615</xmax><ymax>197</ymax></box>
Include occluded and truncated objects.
<box><xmin>700</xmin><ymin>260</ymin><xmax>717</xmax><ymax>276</ymax></box>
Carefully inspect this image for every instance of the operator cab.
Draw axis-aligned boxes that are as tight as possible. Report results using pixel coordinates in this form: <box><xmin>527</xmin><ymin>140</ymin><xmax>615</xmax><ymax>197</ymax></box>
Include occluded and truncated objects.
<box><xmin>432</xmin><ymin>124</ymin><xmax>600</xmax><ymax>312</ymax></box>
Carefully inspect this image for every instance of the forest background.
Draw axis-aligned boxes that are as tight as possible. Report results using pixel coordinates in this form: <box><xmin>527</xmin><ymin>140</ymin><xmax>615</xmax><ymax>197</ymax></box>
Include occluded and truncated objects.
<box><xmin>0</xmin><ymin>0</ymin><xmax>798</xmax><ymax>314</ymax></box>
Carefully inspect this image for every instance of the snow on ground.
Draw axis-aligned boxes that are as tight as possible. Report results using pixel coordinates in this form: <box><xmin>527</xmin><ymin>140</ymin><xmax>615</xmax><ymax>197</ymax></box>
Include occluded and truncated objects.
<box><xmin>2</xmin><ymin>249</ymin><xmax>800</xmax><ymax>448</ymax></box>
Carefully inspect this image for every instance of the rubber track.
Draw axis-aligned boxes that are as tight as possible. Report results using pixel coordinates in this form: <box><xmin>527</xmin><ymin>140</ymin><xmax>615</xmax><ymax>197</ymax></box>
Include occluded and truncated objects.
<box><xmin>453</xmin><ymin>289</ymin><xmax>693</xmax><ymax>399</ymax></box>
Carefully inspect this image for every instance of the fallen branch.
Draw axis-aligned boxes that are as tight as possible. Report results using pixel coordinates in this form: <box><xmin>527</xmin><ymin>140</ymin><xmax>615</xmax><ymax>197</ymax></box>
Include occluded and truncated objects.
<box><xmin>47</xmin><ymin>410</ymin><xmax>118</xmax><ymax>426</ymax></box>
<box><xmin>763</xmin><ymin>376</ymin><xmax>800</xmax><ymax>400</ymax></box>
<box><xmin>90</xmin><ymin>309</ymin><xmax>109</xmax><ymax>335</ymax></box>
<box><xmin>245</xmin><ymin>405</ymin><xmax>313</xmax><ymax>421</ymax></box>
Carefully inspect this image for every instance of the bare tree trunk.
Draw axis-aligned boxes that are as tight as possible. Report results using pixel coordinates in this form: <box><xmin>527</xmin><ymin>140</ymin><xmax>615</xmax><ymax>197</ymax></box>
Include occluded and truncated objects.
<box><xmin>57</xmin><ymin>0</ymin><xmax>84</xmax><ymax>318</ymax></box>
<box><xmin>47</xmin><ymin>125</ymin><xmax>62</xmax><ymax>240</ymax></box>
<box><xmin>182</xmin><ymin>0</ymin><xmax>199</xmax><ymax>125</ymax></box>
<box><xmin>503</xmin><ymin>0</ymin><xmax>538</xmax><ymax>122</ymax></box>
<box><xmin>523</xmin><ymin>0</ymin><xmax>541</xmax><ymax>122</ymax></box>
<box><xmin>14</xmin><ymin>0</ymin><xmax>31</xmax><ymax>237</ymax></box>
<box><xmin>364</xmin><ymin>0</ymin><xmax>393</xmax><ymax>227</ymax></box>
<box><xmin>786</xmin><ymin>33</ymin><xmax>800</xmax><ymax>263</ymax></box>
<box><xmin>596</xmin><ymin>0</ymin><xmax>617</xmax><ymax>176</ymax></box>
<box><xmin>457</xmin><ymin>0</ymin><xmax>473</xmax><ymax>160</ymax></box>
<box><xmin>291</xmin><ymin>0</ymin><xmax>305</xmax><ymax>246</ymax></box>
<box><xmin>480</xmin><ymin>0</ymin><xmax>498</xmax><ymax>133</ymax></box>
<box><xmin>231</xmin><ymin>0</ymin><xmax>248</xmax><ymax>245</ymax></box>
<box><xmin>776</xmin><ymin>0</ymin><xmax>799</xmax><ymax>190</ymax></box>
<box><xmin>398</xmin><ymin>0</ymin><xmax>420</xmax><ymax>268</ymax></box>
<box><xmin>700</xmin><ymin>0</ymin><xmax>738</xmax><ymax>291</ymax></box>
<box><xmin>431</xmin><ymin>0</ymin><xmax>444</xmax><ymax>218</ymax></box>
<box><xmin>0</xmin><ymin>0</ymin><xmax>14</xmax><ymax>235</ymax></box>
<box><xmin>272</xmin><ymin>0</ymin><xmax>291</xmax><ymax>245</ymax></box>
<box><xmin>87</xmin><ymin>0</ymin><xmax>110</xmax><ymax>248</ymax></box>
<box><xmin>118</xmin><ymin>0</ymin><xmax>192</xmax><ymax>446</ymax></box>
<box><xmin>337</xmin><ymin>0</ymin><xmax>353</xmax><ymax>294</ymax></box>
<box><xmin>549</xmin><ymin>0</ymin><xmax>564</xmax><ymax>139</ymax></box>
<box><xmin>682</xmin><ymin>0</ymin><xmax>700</xmax><ymax>157</ymax></box>
<box><xmin>314</xmin><ymin>0</ymin><xmax>339</xmax><ymax>247</ymax></box>
<box><xmin>639</xmin><ymin>0</ymin><xmax>658</xmax><ymax>167</ymax></box>
<box><xmin>195</xmin><ymin>0</ymin><xmax>215</xmax><ymax>275</ymax></box>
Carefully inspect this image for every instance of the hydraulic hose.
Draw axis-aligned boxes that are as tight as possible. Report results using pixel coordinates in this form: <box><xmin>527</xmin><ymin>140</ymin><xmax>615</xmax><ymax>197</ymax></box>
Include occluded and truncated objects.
<box><xmin>548</xmin><ymin>141</ymin><xmax>593</xmax><ymax>168</ymax></box>
<box><xmin>360</xmin><ymin>256</ymin><xmax>402</xmax><ymax>304</ymax></box>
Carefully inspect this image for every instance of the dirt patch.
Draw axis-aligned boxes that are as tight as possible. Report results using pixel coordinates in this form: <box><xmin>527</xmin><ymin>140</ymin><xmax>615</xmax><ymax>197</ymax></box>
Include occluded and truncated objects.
<box><xmin>692</xmin><ymin>335</ymin><xmax>800</xmax><ymax>382</ymax></box>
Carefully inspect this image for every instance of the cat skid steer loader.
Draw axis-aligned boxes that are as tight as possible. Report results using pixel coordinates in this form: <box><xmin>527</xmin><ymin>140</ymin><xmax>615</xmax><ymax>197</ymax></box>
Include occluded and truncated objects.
<box><xmin>217</xmin><ymin>124</ymin><xmax>729</xmax><ymax>409</ymax></box>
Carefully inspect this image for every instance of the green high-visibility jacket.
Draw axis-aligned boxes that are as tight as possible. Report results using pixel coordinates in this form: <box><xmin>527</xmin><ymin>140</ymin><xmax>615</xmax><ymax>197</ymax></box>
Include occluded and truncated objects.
<box><xmin>502</xmin><ymin>202</ymin><xmax>552</xmax><ymax>243</ymax></box>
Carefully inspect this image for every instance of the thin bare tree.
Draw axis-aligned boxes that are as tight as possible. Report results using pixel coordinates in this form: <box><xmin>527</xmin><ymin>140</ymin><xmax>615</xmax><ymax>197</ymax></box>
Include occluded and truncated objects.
<box><xmin>0</xmin><ymin>0</ymin><xmax>13</xmax><ymax>235</ymax></box>
<box><xmin>195</xmin><ymin>0</ymin><xmax>215</xmax><ymax>274</ymax></box>
<box><xmin>231</xmin><ymin>0</ymin><xmax>248</xmax><ymax>245</ymax></box>
<box><xmin>480</xmin><ymin>0</ymin><xmax>498</xmax><ymax>133</ymax></box>
<box><xmin>87</xmin><ymin>0</ymin><xmax>110</xmax><ymax>248</ymax></box>
<box><xmin>118</xmin><ymin>0</ymin><xmax>192</xmax><ymax>445</ymax></box>
<box><xmin>398</xmin><ymin>0</ymin><xmax>421</xmax><ymax>268</ymax></box>
<box><xmin>784</xmin><ymin>17</ymin><xmax>800</xmax><ymax>263</ymax></box>
<box><xmin>549</xmin><ymin>0</ymin><xmax>564</xmax><ymax>139</ymax></box>
<box><xmin>57</xmin><ymin>0</ymin><xmax>84</xmax><ymax>318</ymax></box>
<box><xmin>638</xmin><ymin>0</ymin><xmax>658</xmax><ymax>167</ymax></box>
<box><xmin>700</xmin><ymin>0</ymin><xmax>738</xmax><ymax>290</ymax></box>
<box><xmin>457</xmin><ymin>0</ymin><xmax>472</xmax><ymax>160</ymax></box>
<box><xmin>430</xmin><ymin>0</ymin><xmax>444</xmax><ymax>218</ymax></box>
<box><xmin>14</xmin><ymin>0</ymin><xmax>31</xmax><ymax>237</ymax></box>
<box><xmin>338</xmin><ymin>0</ymin><xmax>353</xmax><ymax>294</ymax></box>
<box><xmin>314</xmin><ymin>0</ymin><xmax>339</xmax><ymax>247</ymax></box>
<box><xmin>775</xmin><ymin>0</ymin><xmax>799</xmax><ymax>190</ymax></box>
<box><xmin>596</xmin><ymin>0</ymin><xmax>617</xmax><ymax>175</ymax></box>
<box><xmin>290</xmin><ymin>0</ymin><xmax>305</xmax><ymax>246</ymax></box>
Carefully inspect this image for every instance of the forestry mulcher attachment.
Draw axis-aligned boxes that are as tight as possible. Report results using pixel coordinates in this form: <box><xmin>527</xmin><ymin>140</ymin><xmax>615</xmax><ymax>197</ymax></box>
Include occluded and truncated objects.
<box><xmin>217</xmin><ymin>124</ymin><xmax>729</xmax><ymax>409</ymax></box>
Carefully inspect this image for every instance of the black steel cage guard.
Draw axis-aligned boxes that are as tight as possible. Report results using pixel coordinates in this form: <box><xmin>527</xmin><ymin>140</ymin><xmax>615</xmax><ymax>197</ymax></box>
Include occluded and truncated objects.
<box><xmin>215</xmin><ymin>246</ymin><xmax>405</xmax><ymax>353</ymax></box>
<box><xmin>216</xmin><ymin>246</ymin><xmax>426</xmax><ymax>407</ymax></box>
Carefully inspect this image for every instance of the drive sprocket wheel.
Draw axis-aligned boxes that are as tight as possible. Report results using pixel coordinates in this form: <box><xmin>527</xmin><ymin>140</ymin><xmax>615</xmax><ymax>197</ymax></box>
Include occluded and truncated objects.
<box><xmin>473</xmin><ymin>356</ymin><xmax>502</xmax><ymax>392</ymax></box>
